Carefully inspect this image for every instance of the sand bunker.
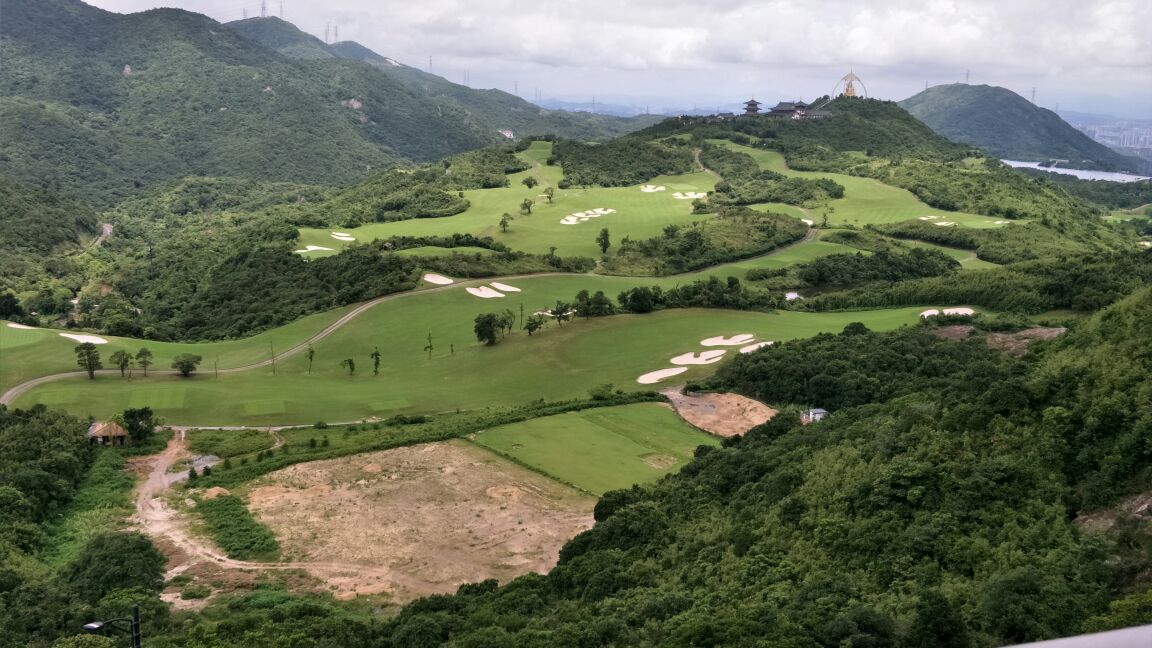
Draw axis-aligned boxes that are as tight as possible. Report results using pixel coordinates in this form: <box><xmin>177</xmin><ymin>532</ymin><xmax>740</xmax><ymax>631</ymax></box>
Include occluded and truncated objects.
<box><xmin>672</xmin><ymin>192</ymin><xmax>707</xmax><ymax>200</ymax></box>
<box><xmin>919</xmin><ymin>215</ymin><xmax>940</xmax><ymax>221</ymax></box>
<box><xmin>934</xmin><ymin>221</ymin><xmax>956</xmax><ymax>227</ymax></box>
<box><xmin>739</xmin><ymin>341</ymin><xmax>774</xmax><ymax>354</ymax></box>
<box><xmin>294</xmin><ymin>245</ymin><xmax>334</xmax><ymax>253</ymax></box>
<box><xmin>331</xmin><ymin>234</ymin><xmax>357</xmax><ymax>241</ymax></box>
<box><xmin>637</xmin><ymin>367</ymin><xmax>688</xmax><ymax>384</ymax></box>
<box><xmin>943</xmin><ymin>307</ymin><xmax>975</xmax><ymax>316</ymax></box>
<box><xmin>6</xmin><ymin>322</ymin><xmax>36</xmax><ymax>330</ymax></box>
<box><xmin>920</xmin><ymin>309</ymin><xmax>941</xmax><ymax>318</ymax></box>
<box><xmin>640</xmin><ymin>185</ymin><xmax>666</xmax><ymax>192</ymax></box>
<box><xmin>466</xmin><ymin>286</ymin><xmax>505</xmax><ymax>299</ymax></box>
<box><xmin>423</xmin><ymin>273</ymin><xmax>455</xmax><ymax>285</ymax></box>
<box><xmin>785</xmin><ymin>292</ymin><xmax>803</xmax><ymax>301</ymax></box>
<box><xmin>333</xmin><ymin>232</ymin><xmax>351</xmax><ymax>236</ymax></box>
<box><xmin>489</xmin><ymin>282</ymin><xmax>521</xmax><ymax>293</ymax></box>
<box><xmin>59</xmin><ymin>333</ymin><xmax>108</xmax><ymax>344</ymax></box>
<box><xmin>561</xmin><ymin>208</ymin><xmax>617</xmax><ymax>225</ymax></box>
<box><xmin>802</xmin><ymin>219</ymin><xmax>814</xmax><ymax>226</ymax></box>
<box><xmin>993</xmin><ymin>220</ymin><xmax>1011</xmax><ymax>225</ymax></box>
<box><xmin>701</xmin><ymin>334</ymin><xmax>755</xmax><ymax>347</ymax></box>
<box><xmin>670</xmin><ymin>350</ymin><xmax>727</xmax><ymax>365</ymax></box>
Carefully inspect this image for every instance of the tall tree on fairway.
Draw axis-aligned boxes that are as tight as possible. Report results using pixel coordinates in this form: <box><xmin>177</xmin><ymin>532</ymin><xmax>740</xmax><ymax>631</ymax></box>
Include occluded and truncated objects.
<box><xmin>75</xmin><ymin>343</ymin><xmax>102</xmax><ymax>379</ymax></box>
<box><xmin>135</xmin><ymin>347</ymin><xmax>153</xmax><ymax>376</ymax></box>
<box><xmin>306</xmin><ymin>344</ymin><xmax>314</xmax><ymax>374</ymax></box>
<box><xmin>543</xmin><ymin>187</ymin><xmax>554</xmax><ymax>203</ymax></box>
<box><xmin>109</xmin><ymin>350</ymin><xmax>132</xmax><ymax>377</ymax></box>
<box><xmin>597</xmin><ymin>227</ymin><xmax>611</xmax><ymax>254</ymax></box>
<box><xmin>341</xmin><ymin>358</ymin><xmax>356</xmax><ymax>375</ymax></box>
<box><xmin>171</xmin><ymin>354</ymin><xmax>202</xmax><ymax>377</ymax></box>
<box><xmin>520</xmin><ymin>198</ymin><xmax>534</xmax><ymax>215</ymax></box>
<box><xmin>370</xmin><ymin>347</ymin><xmax>381</xmax><ymax>375</ymax></box>
<box><xmin>522</xmin><ymin>176</ymin><xmax>538</xmax><ymax>189</ymax></box>
<box><xmin>499</xmin><ymin>213</ymin><xmax>512</xmax><ymax>232</ymax></box>
<box><xmin>474</xmin><ymin>313</ymin><xmax>500</xmax><ymax>345</ymax></box>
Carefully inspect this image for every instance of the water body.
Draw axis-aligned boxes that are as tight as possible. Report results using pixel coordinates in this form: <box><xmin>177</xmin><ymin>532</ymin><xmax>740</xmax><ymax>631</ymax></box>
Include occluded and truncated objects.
<box><xmin>1002</xmin><ymin>160</ymin><xmax>1151</xmax><ymax>183</ymax></box>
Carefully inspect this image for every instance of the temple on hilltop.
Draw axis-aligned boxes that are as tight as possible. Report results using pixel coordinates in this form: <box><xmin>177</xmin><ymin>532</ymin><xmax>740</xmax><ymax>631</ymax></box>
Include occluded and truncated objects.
<box><xmin>833</xmin><ymin>71</ymin><xmax>868</xmax><ymax>98</ymax></box>
<box><xmin>743</xmin><ymin>98</ymin><xmax>762</xmax><ymax>115</ymax></box>
<box><xmin>766</xmin><ymin>99</ymin><xmax>832</xmax><ymax>120</ymax></box>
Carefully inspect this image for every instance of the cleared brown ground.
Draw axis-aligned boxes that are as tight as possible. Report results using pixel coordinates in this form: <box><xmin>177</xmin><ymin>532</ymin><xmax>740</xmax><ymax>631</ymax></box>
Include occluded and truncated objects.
<box><xmin>662</xmin><ymin>389</ymin><xmax>777</xmax><ymax>437</ymax></box>
<box><xmin>246</xmin><ymin>439</ymin><xmax>595</xmax><ymax>602</ymax></box>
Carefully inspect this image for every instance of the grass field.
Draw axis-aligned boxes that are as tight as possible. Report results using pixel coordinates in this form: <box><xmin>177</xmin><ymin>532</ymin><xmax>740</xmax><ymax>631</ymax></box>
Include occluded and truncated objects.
<box><xmin>711</xmin><ymin>141</ymin><xmax>1009</xmax><ymax>229</ymax></box>
<box><xmin>471</xmin><ymin>403</ymin><xmax>719</xmax><ymax>494</ymax></box>
<box><xmin>12</xmin><ymin>273</ymin><xmax>932</xmax><ymax>424</ymax></box>
<box><xmin>297</xmin><ymin>141</ymin><xmax>718</xmax><ymax>259</ymax></box>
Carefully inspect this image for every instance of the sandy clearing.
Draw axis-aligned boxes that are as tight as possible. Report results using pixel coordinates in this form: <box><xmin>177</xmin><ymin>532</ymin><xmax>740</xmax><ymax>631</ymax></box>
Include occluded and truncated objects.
<box><xmin>247</xmin><ymin>440</ymin><xmax>594</xmax><ymax>602</ymax></box>
<box><xmin>332</xmin><ymin>234</ymin><xmax>356</xmax><ymax>241</ymax></box>
<box><xmin>637</xmin><ymin>367</ymin><xmax>688</xmax><ymax>384</ymax></box>
<box><xmin>802</xmin><ymin>219</ymin><xmax>815</xmax><ymax>226</ymax></box>
<box><xmin>672</xmin><ymin>191</ymin><xmax>707</xmax><ymax>200</ymax></box>
<box><xmin>422</xmin><ymin>273</ymin><xmax>455</xmax><ymax>285</ymax></box>
<box><xmin>670</xmin><ymin>350</ymin><xmax>727</xmax><ymax>365</ymax></box>
<box><xmin>943</xmin><ymin>307</ymin><xmax>975</xmax><ymax>316</ymax></box>
<box><xmin>294</xmin><ymin>245</ymin><xmax>334</xmax><ymax>253</ymax></box>
<box><xmin>920</xmin><ymin>309</ymin><xmax>941</xmax><ymax>318</ymax></box>
<box><xmin>785</xmin><ymin>292</ymin><xmax>803</xmax><ymax>301</ymax></box>
<box><xmin>662</xmin><ymin>389</ymin><xmax>777</xmax><ymax>437</ymax></box>
<box><xmin>739</xmin><ymin>341</ymin><xmax>774</xmax><ymax>353</ymax></box>
<box><xmin>6</xmin><ymin>322</ymin><xmax>36</xmax><ymax>330</ymax></box>
<box><xmin>640</xmin><ymin>185</ymin><xmax>666</xmax><ymax>192</ymax></box>
<box><xmin>489</xmin><ymin>282</ymin><xmax>521</xmax><ymax>292</ymax></box>
<box><xmin>466</xmin><ymin>286</ymin><xmax>505</xmax><ymax>299</ymax></box>
<box><xmin>700</xmin><ymin>334</ymin><xmax>755</xmax><ymax>347</ymax></box>
<box><xmin>59</xmin><ymin>333</ymin><xmax>108</xmax><ymax>344</ymax></box>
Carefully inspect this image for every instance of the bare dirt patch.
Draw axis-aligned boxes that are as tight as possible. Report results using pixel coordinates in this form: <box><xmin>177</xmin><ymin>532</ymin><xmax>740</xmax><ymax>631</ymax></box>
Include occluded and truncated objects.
<box><xmin>931</xmin><ymin>325</ymin><xmax>975</xmax><ymax>340</ymax></box>
<box><xmin>246</xmin><ymin>440</ymin><xmax>594</xmax><ymax>603</ymax></box>
<box><xmin>662</xmin><ymin>389</ymin><xmax>777</xmax><ymax>437</ymax></box>
<box><xmin>642</xmin><ymin>454</ymin><xmax>679</xmax><ymax>469</ymax></box>
<box><xmin>986</xmin><ymin>327</ymin><xmax>1067</xmax><ymax>356</ymax></box>
<box><xmin>1076</xmin><ymin>490</ymin><xmax>1152</xmax><ymax>534</ymax></box>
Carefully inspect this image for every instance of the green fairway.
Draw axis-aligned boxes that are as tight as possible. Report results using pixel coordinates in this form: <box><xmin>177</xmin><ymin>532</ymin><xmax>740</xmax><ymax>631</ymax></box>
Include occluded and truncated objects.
<box><xmin>297</xmin><ymin>141</ymin><xmax>718</xmax><ymax>258</ymax></box>
<box><xmin>11</xmin><ymin>272</ymin><xmax>931</xmax><ymax>424</ymax></box>
<box><xmin>471</xmin><ymin>403</ymin><xmax>719</xmax><ymax>494</ymax></box>
<box><xmin>711</xmin><ymin>141</ymin><xmax>1010</xmax><ymax>229</ymax></box>
<box><xmin>900</xmin><ymin>239</ymin><xmax>1001</xmax><ymax>270</ymax></box>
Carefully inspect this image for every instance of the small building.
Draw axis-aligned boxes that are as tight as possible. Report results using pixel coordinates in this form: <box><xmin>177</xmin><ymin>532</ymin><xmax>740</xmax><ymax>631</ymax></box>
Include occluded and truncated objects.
<box><xmin>498</xmin><ymin>129</ymin><xmax>515</xmax><ymax>139</ymax></box>
<box><xmin>743</xmin><ymin>99</ymin><xmax>762</xmax><ymax>115</ymax></box>
<box><xmin>801</xmin><ymin>408</ymin><xmax>829</xmax><ymax>425</ymax></box>
<box><xmin>87</xmin><ymin>420</ymin><xmax>128</xmax><ymax>446</ymax></box>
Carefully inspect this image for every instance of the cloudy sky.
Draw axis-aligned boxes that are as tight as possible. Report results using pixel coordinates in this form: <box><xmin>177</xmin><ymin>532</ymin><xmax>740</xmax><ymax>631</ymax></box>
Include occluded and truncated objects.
<box><xmin>88</xmin><ymin>0</ymin><xmax>1152</xmax><ymax>118</ymax></box>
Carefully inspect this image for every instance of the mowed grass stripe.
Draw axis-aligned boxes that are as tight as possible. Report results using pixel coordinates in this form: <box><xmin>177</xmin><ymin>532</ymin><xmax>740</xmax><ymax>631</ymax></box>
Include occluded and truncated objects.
<box><xmin>471</xmin><ymin>403</ymin><xmax>718</xmax><ymax>495</ymax></box>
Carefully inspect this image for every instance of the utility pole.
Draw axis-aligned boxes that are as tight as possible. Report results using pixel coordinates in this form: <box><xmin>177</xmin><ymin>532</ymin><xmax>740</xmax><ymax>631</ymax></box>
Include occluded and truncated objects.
<box><xmin>1031</xmin><ymin>87</ymin><xmax>1037</xmax><ymax>103</ymax></box>
<box><xmin>428</xmin><ymin>56</ymin><xmax>432</xmax><ymax>73</ymax></box>
<box><xmin>325</xmin><ymin>22</ymin><xmax>330</xmax><ymax>44</ymax></box>
<box><xmin>270</xmin><ymin>341</ymin><xmax>276</xmax><ymax>375</ymax></box>
<box><xmin>333</xmin><ymin>25</ymin><xmax>338</xmax><ymax>41</ymax></box>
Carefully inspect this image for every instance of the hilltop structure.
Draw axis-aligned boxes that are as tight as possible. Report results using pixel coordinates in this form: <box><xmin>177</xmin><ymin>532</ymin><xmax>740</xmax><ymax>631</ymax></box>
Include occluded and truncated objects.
<box><xmin>743</xmin><ymin>99</ymin><xmax>762</xmax><ymax>115</ymax></box>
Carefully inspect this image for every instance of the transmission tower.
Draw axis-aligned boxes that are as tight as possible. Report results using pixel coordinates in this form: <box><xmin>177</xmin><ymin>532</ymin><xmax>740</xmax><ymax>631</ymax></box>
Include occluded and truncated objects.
<box><xmin>333</xmin><ymin>25</ymin><xmax>339</xmax><ymax>41</ymax></box>
<box><xmin>325</xmin><ymin>22</ymin><xmax>330</xmax><ymax>44</ymax></box>
<box><xmin>279</xmin><ymin>1</ymin><xmax>283</xmax><ymax>18</ymax></box>
<box><xmin>260</xmin><ymin>0</ymin><xmax>267</xmax><ymax>18</ymax></box>
<box><xmin>243</xmin><ymin>8</ymin><xmax>247</xmax><ymax>18</ymax></box>
<box><xmin>1031</xmin><ymin>87</ymin><xmax>1036</xmax><ymax>103</ymax></box>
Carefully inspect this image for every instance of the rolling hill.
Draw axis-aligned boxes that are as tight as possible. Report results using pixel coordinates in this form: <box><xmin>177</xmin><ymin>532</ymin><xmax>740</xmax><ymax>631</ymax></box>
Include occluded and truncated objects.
<box><xmin>900</xmin><ymin>84</ymin><xmax>1146</xmax><ymax>172</ymax></box>
<box><xmin>0</xmin><ymin>0</ymin><xmax>654</xmax><ymax>205</ymax></box>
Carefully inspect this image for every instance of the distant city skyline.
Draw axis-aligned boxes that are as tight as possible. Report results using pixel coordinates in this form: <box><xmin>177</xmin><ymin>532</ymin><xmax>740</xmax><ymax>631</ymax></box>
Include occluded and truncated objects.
<box><xmin>87</xmin><ymin>0</ymin><xmax>1152</xmax><ymax>119</ymax></box>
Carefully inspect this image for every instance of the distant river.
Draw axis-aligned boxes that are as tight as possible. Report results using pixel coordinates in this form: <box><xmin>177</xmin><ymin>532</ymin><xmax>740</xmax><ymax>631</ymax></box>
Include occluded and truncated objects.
<box><xmin>1002</xmin><ymin>160</ymin><xmax>1151</xmax><ymax>183</ymax></box>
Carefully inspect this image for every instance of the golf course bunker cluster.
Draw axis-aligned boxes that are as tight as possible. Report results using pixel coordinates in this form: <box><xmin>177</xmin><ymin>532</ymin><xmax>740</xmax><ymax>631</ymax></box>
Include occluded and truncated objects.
<box><xmin>636</xmin><ymin>333</ymin><xmax>774</xmax><ymax>384</ymax></box>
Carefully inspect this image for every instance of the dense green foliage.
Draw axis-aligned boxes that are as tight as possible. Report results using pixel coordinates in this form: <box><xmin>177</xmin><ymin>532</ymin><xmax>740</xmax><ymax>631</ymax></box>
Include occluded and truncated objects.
<box><xmin>900</xmin><ymin>84</ymin><xmax>1146</xmax><ymax>172</ymax></box>
<box><xmin>194</xmin><ymin>495</ymin><xmax>279</xmax><ymax>560</ymax></box>
<box><xmin>803</xmin><ymin>251</ymin><xmax>1152</xmax><ymax>314</ymax></box>
<box><xmin>701</xmin><ymin>144</ymin><xmax>844</xmax><ymax>206</ymax></box>
<box><xmin>1012</xmin><ymin>171</ymin><xmax>1152</xmax><ymax>210</ymax></box>
<box><xmin>550</xmin><ymin>138</ymin><xmax>695</xmax><ymax>186</ymax></box>
<box><xmin>791</xmin><ymin>248</ymin><xmax>960</xmax><ymax>287</ymax></box>
<box><xmin>602</xmin><ymin>207</ymin><xmax>807</xmax><ymax>275</ymax></box>
<box><xmin>875</xmin><ymin>217</ymin><xmax>1123</xmax><ymax>264</ymax></box>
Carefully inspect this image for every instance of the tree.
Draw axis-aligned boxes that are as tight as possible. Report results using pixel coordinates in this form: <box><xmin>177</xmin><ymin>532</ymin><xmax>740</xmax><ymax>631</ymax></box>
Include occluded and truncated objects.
<box><xmin>121</xmin><ymin>407</ymin><xmax>155</xmax><ymax>444</ymax></box>
<box><xmin>75</xmin><ymin>343</ymin><xmax>102</xmax><ymax>379</ymax></box>
<box><xmin>474</xmin><ymin>313</ymin><xmax>500</xmax><ymax>345</ymax></box>
<box><xmin>63</xmin><ymin>532</ymin><xmax>164</xmax><ymax>599</ymax></box>
<box><xmin>552</xmin><ymin>301</ymin><xmax>572</xmax><ymax>327</ymax></box>
<box><xmin>596</xmin><ymin>228</ymin><xmax>611</xmax><ymax>254</ymax></box>
<box><xmin>498</xmin><ymin>309</ymin><xmax>516</xmax><ymax>337</ymax></box>
<box><xmin>520</xmin><ymin>198</ymin><xmax>534</xmax><ymax>215</ymax></box>
<box><xmin>543</xmin><ymin>186</ymin><xmax>554</xmax><ymax>203</ymax></box>
<box><xmin>522</xmin><ymin>176</ymin><xmax>538</xmax><ymax>189</ymax></box>
<box><xmin>499</xmin><ymin>213</ymin><xmax>513</xmax><ymax>232</ymax></box>
<box><xmin>525</xmin><ymin>314</ymin><xmax>546</xmax><ymax>336</ymax></box>
<box><xmin>341</xmin><ymin>358</ymin><xmax>356</xmax><ymax>375</ymax></box>
<box><xmin>306</xmin><ymin>344</ymin><xmax>314</xmax><ymax>374</ymax></box>
<box><xmin>171</xmin><ymin>354</ymin><xmax>202</xmax><ymax>377</ymax></box>
<box><xmin>135</xmin><ymin>347</ymin><xmax>153</xmax><ymax>376</ymax></box>
<box><xmin>0</xmin><ymin>291</ymin><xmax>24</xmax><ymax>318</ymax></box>
<box><xmin>108</xmin><ymin>350</ymin><xmax>132</xmax><ymax>377</ymax></box>
<box><xmin>370</xmin><ymin>347</ymin><xmax>381</xmax><ymax>375</ymax></box>
<box><xmin>424</xmin><ymin>332</ymin><xmax>434</xmax><ymax>360</ymax></box>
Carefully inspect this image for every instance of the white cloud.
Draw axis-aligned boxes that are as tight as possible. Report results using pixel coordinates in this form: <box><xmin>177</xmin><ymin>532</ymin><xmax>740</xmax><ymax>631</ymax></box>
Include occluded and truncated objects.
<box><xmin>85</xmin><ymin>0</ymin><xmax>1152</xmax><ymax>116</ymax></box>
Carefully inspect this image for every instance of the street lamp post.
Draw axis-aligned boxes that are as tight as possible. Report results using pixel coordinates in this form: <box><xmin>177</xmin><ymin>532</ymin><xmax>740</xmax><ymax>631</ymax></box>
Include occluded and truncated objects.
<box><xmin>82</xmin><ymin>604</ymin><xmax>141</xmax><ymax>648</ymax></box>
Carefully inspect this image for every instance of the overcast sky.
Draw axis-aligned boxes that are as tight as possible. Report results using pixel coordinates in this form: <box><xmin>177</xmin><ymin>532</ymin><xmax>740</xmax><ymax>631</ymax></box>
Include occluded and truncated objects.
<box><xmin>87</xmin><ymin>0</ymin><xmax>1152</xmax><ymax>118</ymax></box>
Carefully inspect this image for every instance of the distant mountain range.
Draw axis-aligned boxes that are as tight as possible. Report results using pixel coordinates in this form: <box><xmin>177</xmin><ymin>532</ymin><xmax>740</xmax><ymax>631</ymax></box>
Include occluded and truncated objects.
<box><xmin>900</xmin><ymin>84</ymin><xmax>1148</xmax><ymax>173</ymax></box>
<box><xmin>0</xmin><ymin>1</ymin><xmax>657</xmax><ymax>204</ymax></box>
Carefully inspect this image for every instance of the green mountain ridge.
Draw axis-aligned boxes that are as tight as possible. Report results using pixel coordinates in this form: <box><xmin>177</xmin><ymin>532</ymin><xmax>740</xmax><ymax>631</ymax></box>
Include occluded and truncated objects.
<box><xmin>900</xmin><ymin>84</ymin><xmax>1147</xmax><ymax>173</ymax></box>
<box><xmin>0</xmin><ymin>1</ymin><xmax>655</xmax><ymax>205</ymax></box>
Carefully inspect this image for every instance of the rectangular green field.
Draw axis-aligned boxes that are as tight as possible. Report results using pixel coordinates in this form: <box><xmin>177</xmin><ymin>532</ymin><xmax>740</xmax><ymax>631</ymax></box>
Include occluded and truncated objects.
<box><xmin>471</xmin><ymin>402</ymin><xmax>720</xmax><ymax>495</ymax></box>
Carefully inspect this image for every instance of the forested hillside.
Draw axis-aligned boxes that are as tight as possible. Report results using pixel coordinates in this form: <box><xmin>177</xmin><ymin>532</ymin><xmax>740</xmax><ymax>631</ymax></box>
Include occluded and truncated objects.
<box><xmin>900</xmin><ymin>85</ymin><xmax>1147</xmax><ymax>173</ymax></box>
<box><xmin>0</xmin><ymin>0</ymin><xmax>652</xmax><ymax>205</ymax></box>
